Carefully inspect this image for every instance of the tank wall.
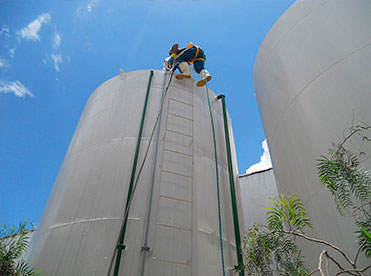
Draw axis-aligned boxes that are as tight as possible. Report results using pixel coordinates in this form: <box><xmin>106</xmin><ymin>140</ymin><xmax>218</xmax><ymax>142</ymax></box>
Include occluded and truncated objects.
<box><xmin>26</xmin><ymin>70</ymin><xmax>243</xmax><ymax>275</ymax></box>
<box><xmin>239</xmin><ymin>169</ymin><xmax>278</xmax><ymax>232</ymax></box>
<box><xmin>254</xmin><ymin>0</ymin><xmax>370</xmax><ymax>271</ymax></box>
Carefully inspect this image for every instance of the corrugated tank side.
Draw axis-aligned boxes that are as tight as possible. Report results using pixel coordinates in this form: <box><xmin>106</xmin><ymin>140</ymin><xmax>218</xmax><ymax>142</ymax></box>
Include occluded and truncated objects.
<box><xmin>253</xmin><ymin>0</ymin><xmax>370</xmax><ymax>271</ymax></box>
<box><xmin>27</xmin><ymin>69</ymin><xmax>244</xmax><ymax>276</ymax></box>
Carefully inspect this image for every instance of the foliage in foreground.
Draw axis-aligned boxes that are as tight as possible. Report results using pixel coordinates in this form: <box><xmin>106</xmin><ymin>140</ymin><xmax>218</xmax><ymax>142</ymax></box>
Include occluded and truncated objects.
<box><xmin>244</xmin><ymin>194</ymin><xmax>311</xmax><ymax>275</ymax></box>
<box><xmin>0</xmin><ymin>221</ymin><xmax>42</xmax><ymax>276</ymax></box>
<box><xmin>243</xmin><ymin>124</ymin><xmax>371</xmax><ymax>275</ymax></box>
<box><xmin>317</xmin><ymin>124</ymin><xmax>371</xmax><ymax>258</ymax></box>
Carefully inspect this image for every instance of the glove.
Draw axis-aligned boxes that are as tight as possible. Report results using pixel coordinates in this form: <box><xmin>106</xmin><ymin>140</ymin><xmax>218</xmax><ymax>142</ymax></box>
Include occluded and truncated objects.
<box><xmin>164</xmin><ymin>57</ymin><xmax>173</xmax><ymax>70</ymax></box>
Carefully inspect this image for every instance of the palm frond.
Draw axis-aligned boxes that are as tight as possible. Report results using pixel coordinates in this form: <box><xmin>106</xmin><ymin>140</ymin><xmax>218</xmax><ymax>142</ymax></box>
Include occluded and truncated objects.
<box><xmin>15</xmin><ymin>260</ymin><xmax>43</xmax><ymax>276</ymax></box>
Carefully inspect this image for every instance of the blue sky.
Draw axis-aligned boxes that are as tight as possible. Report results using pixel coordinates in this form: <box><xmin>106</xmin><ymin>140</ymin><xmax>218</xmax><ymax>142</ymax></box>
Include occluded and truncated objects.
<box><xmin>0</xmin><ymin>0</ymin><xmax>295</xmax><ymax>227</ymax></box>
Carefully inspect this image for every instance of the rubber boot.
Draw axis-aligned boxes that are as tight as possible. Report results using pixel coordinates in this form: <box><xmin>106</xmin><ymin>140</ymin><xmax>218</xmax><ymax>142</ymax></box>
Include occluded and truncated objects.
<box><xmin>197</xmin><ymin>69</ymin><xmax>212</xmax><ymax>87</ymax></box>
<box><xmin>175</xmin><ymin>62</ymin><xmax>192</xmax><ymax>80</ymax></box>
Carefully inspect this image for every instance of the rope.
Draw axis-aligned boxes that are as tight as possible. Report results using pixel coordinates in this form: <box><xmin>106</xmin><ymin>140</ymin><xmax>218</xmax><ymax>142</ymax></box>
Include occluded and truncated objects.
<box><xmin>204</xmin><ymin>72</ymin><xmax>226</xmax><ymax>276</ymax></box>
<box><xmin>140</xmin><ymin>68</ymin><xmax>168</xmax><ymax>276</ymax></box>
<box><xmin>107</xmin><ymin>69</ymin><xmax>176</xmax><ymax>276</ymax></box>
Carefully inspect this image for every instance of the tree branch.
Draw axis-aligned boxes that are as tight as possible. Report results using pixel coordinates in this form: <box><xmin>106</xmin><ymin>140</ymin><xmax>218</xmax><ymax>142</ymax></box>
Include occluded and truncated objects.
<box><xmin>308</xmin><ymin>269</ymin><xmax>320</xmax><ymax>276</ymax></box>
<box><xmin>338</xmin><ymin>125</ymin><xmax>371</xmax><ymax>151</ymax></box>
<box><xmin>353</xmin><ymin>243</ymin><xmax>363</xmax><ymax>265</ymax></box>
<box><xmin>316</xmin><ymin>250</ymin><xmax>361</xmax><ymax>276</ymax></box>
<box><xmin>361</xmin><ymin>264</ymin><xmax>371</xmax><ymax>273</ymax></box>
<box><xmin>323</xmin><ymin>251</ymin><xmax>358</xmax><ymax>276</ymax></box>
<box><xmin>318</xmin><ymin>250</ymin><xmax>325</xmax><ymax>276</ymax></box>
<box><xmin>335</xmin><ymin>264</ymin><xmax>371</xmax><ymax>276</ymax></box>
<box><xmin>278</xmin><ymin>230</ymin><xmax>355</xmax><ymax>268</ymax></box>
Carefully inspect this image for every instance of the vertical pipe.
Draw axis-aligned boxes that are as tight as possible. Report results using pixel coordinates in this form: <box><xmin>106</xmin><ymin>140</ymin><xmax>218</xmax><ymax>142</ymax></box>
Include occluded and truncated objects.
<box><xmin>140</xmin><ymin>70</ymin><xmax>168</xmax><ymax>275</ymax></box>
<box><xmin>205</xmin><ymin>85</ymin><xmax>226</xmax><ymax>276</ymax></box>
<box><xmin>113</xmin><ymin>70</ymin><xmax>154</xmax><ymax>276</ymax></box>
<box><xmin>217</xmin><ymin>94</ymin><xmax>245</xmax><ymax>275</ymax></box>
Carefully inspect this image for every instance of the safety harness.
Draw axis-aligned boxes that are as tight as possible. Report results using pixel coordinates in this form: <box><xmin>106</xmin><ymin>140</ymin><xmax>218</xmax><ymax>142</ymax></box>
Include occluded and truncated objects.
<box><xmin>171</xmin><ymin>42</ymin><xmax>205</xmax><ymax>65</ymax></box>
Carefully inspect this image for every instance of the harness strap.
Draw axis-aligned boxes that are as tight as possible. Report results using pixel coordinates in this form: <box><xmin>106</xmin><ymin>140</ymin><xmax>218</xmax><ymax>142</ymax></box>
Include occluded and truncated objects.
<box><xmin>189</xmin><ymin>57</ymin><xmax>205</xmax><ymax>64</ymax></box>
<box><xmin>188</xmin><ymin>45</ymin><xmax>204</xmax><ymax>64</ymax></box>
<box><xmin>172</xmin><ymin>49</ymin><xmax>186</xmax><ymax>63</ymax></box>
<box><xmin>173</xmin><ymin>45</ymin><xmax>205</xmax><ymax>65</ymax></box>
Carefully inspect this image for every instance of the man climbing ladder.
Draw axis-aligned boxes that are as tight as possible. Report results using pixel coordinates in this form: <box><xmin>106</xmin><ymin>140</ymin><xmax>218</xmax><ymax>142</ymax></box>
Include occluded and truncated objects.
<box><xmin>165</xmin><ymin>42</ymin><xmax>212</xmax><ymax>87</ymax></box>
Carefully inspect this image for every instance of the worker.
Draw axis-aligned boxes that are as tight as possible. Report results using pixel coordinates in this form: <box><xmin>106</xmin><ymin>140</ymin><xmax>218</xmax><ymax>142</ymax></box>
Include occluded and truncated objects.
<box><xmin>165</xmin><ymin>42</ymin><xmax>212</xmax><ymax>87</ymax></box>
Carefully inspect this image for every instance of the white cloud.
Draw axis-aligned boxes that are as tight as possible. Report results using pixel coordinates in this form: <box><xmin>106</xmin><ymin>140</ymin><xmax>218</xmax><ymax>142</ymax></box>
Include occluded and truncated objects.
<box><xmin>0</xmin><ymin>57</ymin><xmax>9</xmax><ymax>68</ymax></box>
<box><xmin>52</xmin><ymin>54</ymin><xmax>63</xmax><ymax>71</ymax></box>
<box><xmin>76</xmin><ymin>0</ymin><xmax>98</xmax><ymax>16</ymax></box>
<box><xmin>0</xmin><ymin>25</ymin><xmax>10</xmax><ymax>36</ymax></box>
<box><xmin>53</xmin><ymin>32</ymin><xmax>61</xmax><ymax>49</ymax></box>
<box><xmin>1</xmin><ymin>25</ymin><xmax>10</xmax><ymax>41</ymax></box>
<box><xmin>87</xmin><ymin>0</ymin><xmax>97</xmax><ymax>12</ymax></box>
<box><xmin>9</xmin><ymin>48</ymin><xmax>16</xmax><ymax>57</ymax></box>
<box><xmin>0</xmin><ymin>80</ymin><xmax>34</xmax><ymax>98</ymax></box>
<box><xmin>18</xmin><ymin>13</ymin><xmax>51</xmax><ymax>41</ymax></box>
<box><xmin>246</xmin><ymin>139</ymin><xmax>272</xmax><ymax>174</ymax></box>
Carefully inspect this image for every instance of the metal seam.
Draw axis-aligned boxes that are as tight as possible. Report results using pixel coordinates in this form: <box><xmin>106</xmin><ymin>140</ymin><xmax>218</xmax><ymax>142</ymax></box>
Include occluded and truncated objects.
<box><xmin>271</xmin><ymin>43</ymin><xmax>370</xmax><ymax>141</ymax></box>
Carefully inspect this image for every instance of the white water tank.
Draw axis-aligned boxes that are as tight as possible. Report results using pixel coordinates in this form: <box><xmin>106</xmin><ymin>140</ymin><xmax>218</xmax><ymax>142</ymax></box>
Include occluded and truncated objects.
<box><xmin>26</xmin><ymin>70</ymin><xmax>244</xmax><ymax>275</ymax></box>
<box><xmin>239</xmin><ymin>169</ymin><xmax>278</xmax><ymax>232</ymax></box>
<box><xmin>254</xmin><ymin>0</ymin><xmax>370</xmax><ymax>271</ymax></box>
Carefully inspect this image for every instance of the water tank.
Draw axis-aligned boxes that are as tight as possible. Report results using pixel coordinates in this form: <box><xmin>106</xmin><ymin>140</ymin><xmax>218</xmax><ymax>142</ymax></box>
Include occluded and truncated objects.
<box><xmin>26</xmin><ymin>70</ymin><xmax>243</xmax><ymax>275</ymax></box>
<box><xmin>239</xmin><ymin>169</ymin><xmax>278</xmax><ymax>232</ymax></box>
<box><xmin>254</xmin><ymin>0</ymin><xmax>370</xmax><ymax>271</ymax></box>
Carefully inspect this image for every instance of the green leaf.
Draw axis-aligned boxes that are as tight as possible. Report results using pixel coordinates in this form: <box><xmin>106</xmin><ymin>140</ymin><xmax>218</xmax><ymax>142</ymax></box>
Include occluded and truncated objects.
<box><xmin>361</xmin><ymin>227</ymin><xmax>371</xmax><ymax>242</ymax></box>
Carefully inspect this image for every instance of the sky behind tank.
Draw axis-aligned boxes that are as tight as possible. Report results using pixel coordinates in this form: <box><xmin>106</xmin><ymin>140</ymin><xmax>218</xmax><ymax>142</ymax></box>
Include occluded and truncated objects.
<box><xmin>0</xmin><ymin>0</ymin><xmax>295</xmax><ymax>227</ymax></box>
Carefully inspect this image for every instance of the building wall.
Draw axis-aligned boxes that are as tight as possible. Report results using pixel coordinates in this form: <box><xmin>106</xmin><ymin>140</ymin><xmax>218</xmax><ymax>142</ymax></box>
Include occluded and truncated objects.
<box><xmin>239</xmin><ymin>168</ymin><xmax>278</xmax><ymax>232</ymax></box>
<box><xmin>254</xmin><ymin>0</ymin><xmax>370</xmax><ymax>271</ymax></box>
<box><xmin>26</xmin><ymin>70</ymin><xmax>244</xmax><ymax>276</ymax></box>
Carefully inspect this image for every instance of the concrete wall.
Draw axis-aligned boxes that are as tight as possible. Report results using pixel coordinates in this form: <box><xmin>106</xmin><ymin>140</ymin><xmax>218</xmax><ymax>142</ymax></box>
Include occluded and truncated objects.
<box><xmin>254</xmin><ymin>0</ymin><xmax>370</xmax><ymax>272</ymax></box>
<box><xmin>239</xmin><ymin>168</ymin><xmax>278</xmax><ymax>233</ymax></box>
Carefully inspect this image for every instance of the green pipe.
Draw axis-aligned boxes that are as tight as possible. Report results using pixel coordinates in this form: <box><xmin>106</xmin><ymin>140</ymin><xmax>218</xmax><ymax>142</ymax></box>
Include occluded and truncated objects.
<box><xmin>205</xmin><ymin>84</ymin><xmax>226</xmax><ymax>275</ymax></box>
<box><xmin>216</xmin><ymin>94</ymin><xmax>245</xmax><ymax>275</ymax></box>
<box><xmin>113</xmin><ymin>70</ymin><xmax>154</xmax><ymax>276</ymax></box>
